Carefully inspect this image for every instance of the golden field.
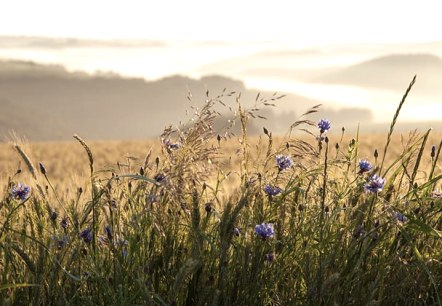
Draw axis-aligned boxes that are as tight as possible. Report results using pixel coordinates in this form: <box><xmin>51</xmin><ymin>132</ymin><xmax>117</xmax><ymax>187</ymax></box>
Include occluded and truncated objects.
<box><xmin>1</xmin><ymin>130</ymin><xmax>441</xmax><ymax>193</ymax></box>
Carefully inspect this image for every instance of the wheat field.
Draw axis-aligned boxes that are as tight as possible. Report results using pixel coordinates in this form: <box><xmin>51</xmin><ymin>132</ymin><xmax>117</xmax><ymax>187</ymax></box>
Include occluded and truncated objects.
<box><xmin>1</xmin><ymin>130</ymin><xmax>440</xmax><ymax>190</ymax></box>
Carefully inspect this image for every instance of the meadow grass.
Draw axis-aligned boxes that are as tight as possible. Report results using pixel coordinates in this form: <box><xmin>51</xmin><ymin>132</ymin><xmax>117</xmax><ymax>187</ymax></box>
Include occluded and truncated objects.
<box><xmin>0</xmin><ymin>78</ymin><xmax>441</xmax><ymax>305</ymax></box>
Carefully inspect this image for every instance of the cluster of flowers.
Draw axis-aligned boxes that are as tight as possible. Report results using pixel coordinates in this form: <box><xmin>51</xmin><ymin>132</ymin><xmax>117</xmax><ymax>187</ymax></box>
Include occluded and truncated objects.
<box><xmin>79</xmin><ymin>225</ymin><xmax>128</xmax><ymax>256</ymax></box>
<box><xmin>357</xmin><ymin>159</ymin><xmax>386</xmax><ymax>193</ymax></box>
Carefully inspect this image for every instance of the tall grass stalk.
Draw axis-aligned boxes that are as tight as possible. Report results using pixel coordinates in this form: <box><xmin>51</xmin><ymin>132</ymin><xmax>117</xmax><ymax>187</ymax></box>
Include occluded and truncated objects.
<box><xmin>380</xmin><ymin>75</ymin><xmax>416</xmax><ymax>175</ymax></box>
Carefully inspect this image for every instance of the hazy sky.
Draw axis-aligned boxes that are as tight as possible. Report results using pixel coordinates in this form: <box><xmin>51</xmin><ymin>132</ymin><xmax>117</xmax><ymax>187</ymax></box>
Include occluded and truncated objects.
<box><xmin>1</xmin><ymin>0</ymin><xmax>441</xmax><ymax>47</ymax></box>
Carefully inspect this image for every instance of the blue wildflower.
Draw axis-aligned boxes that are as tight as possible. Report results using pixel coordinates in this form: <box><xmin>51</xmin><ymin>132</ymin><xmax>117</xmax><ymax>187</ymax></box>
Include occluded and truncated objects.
<box><xmin>254</xmin><ymin>223</ymin><xmax>275</xmax><ymax>240</ymax></box>
<box><xmin>317</xmin><ymin>119</ymin><xmax>331</xmax><ymax>133</ymax></box>
<box><xmin>432</xmin><ymin>189</ymin><xmax>442</xmax><ymax>199</ymax></box>
<box><xmin>364</xmin><ymin>175</ymin><xmax>386</xmax><ymax>193</ymax></box>
<box><xmin>264</xmin><ymin>252</ymin><xmax>276</xmax><ymax>262</ymax></box>
<box><xmin>60</xmin><ymin>217</ymin><xmax>69</xmax><ymax>229</ymax></box>
<box><xmin>50</xmin><ymin>210</ymin><xmax>58</xmax><ymax>221</ymax></box>
<box><xmin>358</xmin><ymin>159</ymin><xmax>373</xmax><ymax>174</ymax></box>
<box><xmin>276</xmin><ymin>154</ymin><xmax>293</xmax><ymax>171</ymax></box>
<box><xmin>105</xmin><ymin>225</ymin><xmax>113</xmax><ymax>240</ymax></box>
<box><xmin>246</xmin><ymin>174</ymin><xmax>261</xmax><ymax>187</ymax></box>
<box><xmin>263</xmin><ymin>185</ymin><xmax>282</xmax><ymax>196</ymax></box>
<box><xmin>118</xmin><ymin>238</ymin><xmax>128</xmax><ymax>257</ymax></box>
<box><xmin>80</xmin><ymin>227</ymin><xmax>93</xmax><ymax>243</ymax></box>
<box><xmin>146</xmin><ymin>193</ymin><xmax>160</xmax><ymax>204</ymax></box>
<box><xmin>353</xmin><ymin>225</ymin><xmax>365</xmax><ymax>239</ymax></box>
<box><xmin>57</xmin><ymin>239</ymin><xmax>66</xmax><ymax>249</ymax></box>
<box><xmin>53</xmin><ymin>235</ymin><xmax>68</xmax><ymax>250</ymax></box>
<box><xmin>234</xmin><ymin>227</ymin><xmax>241</xmax><ymax>237</ymax></box>
<box><xmin>396</xmin><ymin>212</ymin><xmax>407</xmax><ymax>223</ymax></box>
<box><xmin>154</xmin><ymin>173</ymin><xmax>167</xmax><ymax>184</ymax></box>
<box><xmin>10</xmin><ymin>183</ymin><xmax>30</xmax><ymax>201</ymax></box>
<box><xmin>162</xmin><ymin>138</ymin><xmax>180</xmax><ymax>150</ymax></box>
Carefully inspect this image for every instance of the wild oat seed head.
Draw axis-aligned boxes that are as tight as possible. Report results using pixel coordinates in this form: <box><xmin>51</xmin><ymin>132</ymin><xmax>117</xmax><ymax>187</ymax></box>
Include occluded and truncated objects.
<box><xmin>431</xmin><ymin>145</ymin><xmax>436</xmax><ymax>158</ymax></box>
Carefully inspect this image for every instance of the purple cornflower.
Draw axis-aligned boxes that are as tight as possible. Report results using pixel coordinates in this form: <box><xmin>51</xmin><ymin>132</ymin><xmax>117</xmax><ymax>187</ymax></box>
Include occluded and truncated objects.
<box><xmin>395</xmin><ymin>212</ymin><xmax>407</xmax><ymax>223</ymax></box>
<box><xmin>118</xmin><ymin>238</ymin><xmax>128</xmax><ymax>257</ymax></box>
<box><xmin>154</xmin><ymin>173</ymin><xmax>167</xmax><ymax>184</ymax></box>
<box><xmin>264</xmin><ymin>252</ymin><xmax>276</xmax><ymax>262</ymax></box>
<box><xmin>246</xmin><ymin>174</ymin><xmax>261</xmax><ymax>187</ymax></box>
<box><xmin>276</xmin><ymin>154</ymin><xmax>293</xmax><ymax>171</ymax></box>
<box><xmin>80</xmin><ymin>227</ymin><xmax>93</xmax><ymax>243</ymax></box>
<box><xmin>432</xmin><ymin>189</ymin><xmax>442</xmax><ymax>199</ymax></box>
<box><xmin>234</xmin><ymin>227</ymin><xmax>241</xmax><ymax>237</ymax></box>
<box><xmin>255</xmin><ymin>223</ymin><xmax>275</xmax><ymax>240</ymax></box>
<box><xmin>353</xmin><ymin>225</ymin><xmax>365</xmax><ymax>239</ymax></box>
<box><xmin>317</xmin><ymin>119</ymin><xmax>331</xmax><ymax>133</ymax></box>
<box><xmin>263</xmin><ymin>185</ymin><xmax>282</xmax><ymax>196</ymax></box>
<box><xmin>10</xmin><ymin>183</ymin><xmax>31</xmax><ymax>201</ymax></box>
<box><xmin>50</xmin><ymin>211</ymin><xmax>58</xmax><ymax>221</ymax></box>
<box><xmin>146</xmin><ymin>193</ymin><xmax>160</xmax><ymax>204</ymax></box>
<box><xmin>53</xmin><ymin>236</ymin><xmax>68</xmax><ymax>250</ymax></box>
<box><xmin>358</xmin><ymin>159</ymin><xmax>373</xmax><ymax>174</ymax></box>
<box><xmin>162</xmin><ymin>138</ymin><xmax>180</xmax><ymax>150</ymax></box>
<box><xmin>57</xmin><ymin>239</ymin><xmax>66</xmax><ymax>249</ymax></box>
<box><xmin>60</xmin><ymin>217</ymin><xmax>69</xmax><ymax>229</ymax></box>
<box><xmin>105</xmin><ymin>225</ymin><xmax>113</xmax><ymax>240</ymax></box>
<box><xmin>364</xmin><ymin>175</ymin><xmax>386</xmax><ymax>193</ymax></box>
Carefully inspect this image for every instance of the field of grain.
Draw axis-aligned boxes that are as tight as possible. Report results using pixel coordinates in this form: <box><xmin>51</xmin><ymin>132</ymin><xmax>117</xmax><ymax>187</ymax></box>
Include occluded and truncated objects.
<box><xmin>1</xmin><ymin>130</ymin><xmax>440</xmax><ymax>192</ymax></box>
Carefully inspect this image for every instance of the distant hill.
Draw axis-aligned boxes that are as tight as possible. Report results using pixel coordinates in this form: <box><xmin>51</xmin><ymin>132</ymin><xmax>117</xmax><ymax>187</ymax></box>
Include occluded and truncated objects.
<box><xmin>0</xmin><ymin>98</ymin><xmax>69</xmax><ymax>139</ymax></box>
<box><xmin>0</xmin><ymin>60</ymin><xmax>373</xmax><ymax>141</ymax></box>
<box><xmin>314</xmin><ymin>54</ymin><xmax>442</xmax><ymax>93</ymax></box>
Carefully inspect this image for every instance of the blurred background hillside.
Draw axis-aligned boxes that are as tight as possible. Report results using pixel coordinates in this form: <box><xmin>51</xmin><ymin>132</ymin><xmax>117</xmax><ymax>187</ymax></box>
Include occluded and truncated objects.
<box><xmin>0</xmin><ymin>1</ymin><xmax>442</xmax><ymax>141</ymax></box>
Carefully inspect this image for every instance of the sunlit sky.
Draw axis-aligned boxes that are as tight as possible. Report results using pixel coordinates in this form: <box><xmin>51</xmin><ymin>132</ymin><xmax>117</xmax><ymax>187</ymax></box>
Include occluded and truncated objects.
<box><xmin>1</xmin><ymin>0</ymin><xmax>441</xmax><ymax>46</ymax></box>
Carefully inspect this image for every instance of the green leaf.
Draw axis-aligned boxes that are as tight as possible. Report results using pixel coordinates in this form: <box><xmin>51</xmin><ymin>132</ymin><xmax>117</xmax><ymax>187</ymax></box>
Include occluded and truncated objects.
<box><xmin>115</xmin><ymin>174</ymin><xmax>159</xmax><ymax>185</ymax></box>
<box><xmin>406</xmin><ymin>218</ymin><xmax>442</xmax><ymax>238</ymax></box>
